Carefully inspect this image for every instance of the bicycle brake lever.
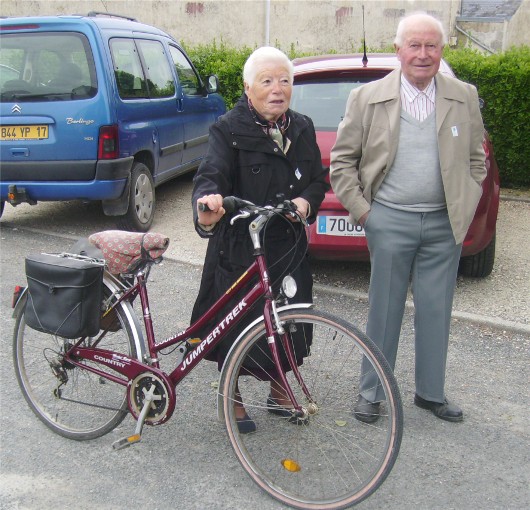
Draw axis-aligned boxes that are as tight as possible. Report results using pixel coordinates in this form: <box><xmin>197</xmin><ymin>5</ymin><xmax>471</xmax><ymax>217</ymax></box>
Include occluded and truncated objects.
<box><xmin>230</xmin><ymin>210</ymin><xmax>251</xmax><ymax>225</ymax></box>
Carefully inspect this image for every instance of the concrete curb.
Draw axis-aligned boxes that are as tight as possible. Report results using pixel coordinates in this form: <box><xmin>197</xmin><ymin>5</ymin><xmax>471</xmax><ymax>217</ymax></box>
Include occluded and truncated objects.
<box><xmin>314</xmin><ymin>283</ymin><xmax>530</xmax><ymax>335</ymax></box>
<box><xmin>499</xmin><ymin>193</ymin><xmax>530</xmax><ymax>203</ymax></box>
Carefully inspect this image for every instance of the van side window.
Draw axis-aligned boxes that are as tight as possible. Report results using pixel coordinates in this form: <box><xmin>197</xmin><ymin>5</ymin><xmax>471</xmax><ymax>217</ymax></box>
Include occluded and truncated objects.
<box><xmin>136</xmin><ymin>39</ymin><xmax>175</xmax><ymax>98</ymax></box>
<box><xmin>110</xmin><ymin>39</ymin><xmax>148</xmax><ymax>99</ymax></box>
<box><xmin>169</xmin><ymin>46</ymin><xmax>202</xmax><ymax>96</ymax></box>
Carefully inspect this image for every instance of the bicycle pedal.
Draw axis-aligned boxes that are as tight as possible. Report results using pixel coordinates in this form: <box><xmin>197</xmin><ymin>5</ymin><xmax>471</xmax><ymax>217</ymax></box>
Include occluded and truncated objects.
<box><xmin>112</xmin><ymin>433</ymin><xmax>141</xmax><ymax>450</ymax></box>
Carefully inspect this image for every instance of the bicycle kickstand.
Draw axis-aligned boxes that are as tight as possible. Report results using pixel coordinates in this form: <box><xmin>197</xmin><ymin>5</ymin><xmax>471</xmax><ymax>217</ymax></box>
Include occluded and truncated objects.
<box><xmin>112</xmin><ymin>384</ymin><xmax>158</xmax><ymax>450</ymax></box>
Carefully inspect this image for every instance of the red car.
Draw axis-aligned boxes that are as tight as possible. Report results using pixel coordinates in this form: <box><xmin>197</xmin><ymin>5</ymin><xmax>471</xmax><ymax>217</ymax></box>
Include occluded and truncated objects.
<box><xmin>291</xmin><ymin>54</ymin><xmax>500</xmax><ymax>277</ymax></box>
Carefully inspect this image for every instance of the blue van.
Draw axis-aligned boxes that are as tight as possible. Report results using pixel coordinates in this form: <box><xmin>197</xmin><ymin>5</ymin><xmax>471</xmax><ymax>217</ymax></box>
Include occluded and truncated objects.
<box><xmin>0</xmin><ymin>12</ymin><xmax>226</xmax><ymax>231</ymax></box>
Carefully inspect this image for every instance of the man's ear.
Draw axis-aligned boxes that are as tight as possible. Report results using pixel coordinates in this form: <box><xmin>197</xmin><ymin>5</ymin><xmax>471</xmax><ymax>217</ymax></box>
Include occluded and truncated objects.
<box><xmin>394</xmin><ymin>44</ymin><xmax>401</xmax><ymax>61</ymax></box>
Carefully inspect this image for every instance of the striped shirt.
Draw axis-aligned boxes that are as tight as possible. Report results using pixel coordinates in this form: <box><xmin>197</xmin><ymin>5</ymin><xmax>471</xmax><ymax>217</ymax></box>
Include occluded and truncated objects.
<box><xmin>400</xmin><ymin>75</ymin><xmax>436</xmax><ymax>122</ymax></box>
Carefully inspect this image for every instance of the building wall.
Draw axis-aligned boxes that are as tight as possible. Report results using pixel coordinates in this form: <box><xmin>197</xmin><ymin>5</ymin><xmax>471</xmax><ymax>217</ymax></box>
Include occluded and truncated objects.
<box><xmin>504</xmin><ymin>0</ymin><xmax>530</xmax><ymax>48</ymax></box>
<box><xmin>0</xmin><ymin>0</ymin><xmax>526</xmax><ymax>52</ymax></box>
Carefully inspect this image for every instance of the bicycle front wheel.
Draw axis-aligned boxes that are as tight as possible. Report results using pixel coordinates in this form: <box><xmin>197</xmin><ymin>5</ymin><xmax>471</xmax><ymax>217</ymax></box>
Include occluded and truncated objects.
<box><xmin>220</xmin><ymin>308</ymin><xmax>403</xmax><ymax>510</ymax></box>
<box><xmin>13</xmin><ymin>280</ymin><xmax>140</xmax><ymax>440</ymax></box>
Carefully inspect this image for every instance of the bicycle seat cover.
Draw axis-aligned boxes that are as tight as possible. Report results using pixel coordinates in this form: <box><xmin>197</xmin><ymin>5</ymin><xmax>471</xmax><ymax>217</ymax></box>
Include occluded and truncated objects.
<box><xmin>88</xmin><ymin>230</ymin><xmax>169</xmax><ymax>274</ymax></box>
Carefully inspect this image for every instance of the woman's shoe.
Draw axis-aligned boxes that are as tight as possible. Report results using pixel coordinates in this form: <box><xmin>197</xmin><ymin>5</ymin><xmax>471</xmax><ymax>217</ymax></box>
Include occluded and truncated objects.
<box><xmin>267</xmin><ymin>395</ymin><xmax>308</xmax><ymax>425</ymax></box>
<box><xmin>236</xmin><ymin>413</ymin><xmax>257</xmax><ymax>434</ymax></box>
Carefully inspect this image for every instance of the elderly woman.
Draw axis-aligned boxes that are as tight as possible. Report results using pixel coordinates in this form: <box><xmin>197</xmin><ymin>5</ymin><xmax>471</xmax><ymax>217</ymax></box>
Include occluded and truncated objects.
<box><xmin>191</xmin><ymin>46</ymin><xmax>329</xmax><ymax>433</ymax></box>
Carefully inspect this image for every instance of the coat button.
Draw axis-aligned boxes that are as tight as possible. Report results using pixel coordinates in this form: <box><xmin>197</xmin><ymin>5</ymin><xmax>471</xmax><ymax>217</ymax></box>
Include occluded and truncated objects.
<box><xmin>274</xmin><ymin>148</ymin><xmax>278</xmax><ymax>152</ymax></box>
<box><xmin>232</xmin><ymin>142</ymin><xmax>237</xmax><ymax>146</ymax></box>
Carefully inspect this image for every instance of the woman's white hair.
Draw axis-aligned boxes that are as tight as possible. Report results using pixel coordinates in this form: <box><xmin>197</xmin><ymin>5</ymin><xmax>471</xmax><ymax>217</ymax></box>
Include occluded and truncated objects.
<box><xmin>243</xmin><ymin>46</ymin><xmax>294</xmax><ymax>86</ymax></box>
<box><xmin>394</xmin><ymin>12</ymin><xmax>447</xmax><ymax>47</ymax></box>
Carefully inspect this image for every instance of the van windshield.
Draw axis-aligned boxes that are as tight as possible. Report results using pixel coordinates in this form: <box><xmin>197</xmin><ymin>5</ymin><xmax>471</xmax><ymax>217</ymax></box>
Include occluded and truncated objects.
<box><xmin>0</xmin><ymin>32</ymin><xmax>97</xmax><ymax>102</ymax></box>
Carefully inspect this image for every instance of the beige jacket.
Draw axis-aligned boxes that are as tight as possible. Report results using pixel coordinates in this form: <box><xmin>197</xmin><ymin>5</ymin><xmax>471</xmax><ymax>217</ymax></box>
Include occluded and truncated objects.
<box><xmin>330</xmin><ymin>69</ymin><xmax>487</xmax><ymax>244</ymax></box>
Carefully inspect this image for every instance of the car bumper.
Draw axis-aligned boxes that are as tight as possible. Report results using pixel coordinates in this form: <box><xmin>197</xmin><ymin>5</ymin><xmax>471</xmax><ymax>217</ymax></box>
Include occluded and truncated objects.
<box><xmin>308</xmin><ymin>185</ymin><xmax>500</xmax><ymax>261</ymax></box>
<box><xmin>0</xmin><ymin>157</ymin><xmax>133</xmax><ymax>202</ymax></box>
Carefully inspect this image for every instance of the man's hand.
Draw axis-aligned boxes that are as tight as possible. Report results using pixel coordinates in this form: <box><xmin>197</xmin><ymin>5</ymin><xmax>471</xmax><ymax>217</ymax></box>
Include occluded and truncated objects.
<box><xmin>358</xmin><ymin>211</ymin><xmax>369</xmax><ymax>227</ymax></box>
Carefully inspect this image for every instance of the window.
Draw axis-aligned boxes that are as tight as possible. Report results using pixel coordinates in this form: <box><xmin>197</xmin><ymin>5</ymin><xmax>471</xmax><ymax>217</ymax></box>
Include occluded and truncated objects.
<box><xmin>169</xmin><ymin>46</ymin><xmax>202</xmax><ymax>96</ymax></box>
<box><xmin>0</xmin><ymin>32</ymin><xmax>96</xmax><ymax>101</ymax></box>
<box><xmin>137</xmin><ymin>39</ymin><xmax>175</xmax><ymax>98</ymax></box>
<box><xmin>110</xmin><ymin>39</ymin><xmax>148</xmax><ymax>99</ymax></box>
<box><xmin>291</xmin><ymin>79</ymin><xmax>369</xmax><ymax>131</ymax></box>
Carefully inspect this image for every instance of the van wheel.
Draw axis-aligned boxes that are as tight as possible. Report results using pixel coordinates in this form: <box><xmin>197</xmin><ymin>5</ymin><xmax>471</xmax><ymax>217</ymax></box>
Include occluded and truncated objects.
<box><xmin>117</xmin><ymin>162</ymin><xmax>155</xmax><ymax>232</ymax></box>
<box><xmin>458</xmin><ymin>232</ymin><xmax>496</xmax><ymax>278</ymax></box>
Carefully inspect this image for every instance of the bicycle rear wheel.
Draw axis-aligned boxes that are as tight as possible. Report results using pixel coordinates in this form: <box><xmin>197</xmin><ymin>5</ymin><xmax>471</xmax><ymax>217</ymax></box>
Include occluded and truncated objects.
<box><xmin>13</xmin><ymin>280</ymin><xmax>140</xmax><ymax>440</ymax></box>
<box><xmin>220</xmin><ymin>308</ymin><xmax>403</xmax><ymax>510</ymax></box>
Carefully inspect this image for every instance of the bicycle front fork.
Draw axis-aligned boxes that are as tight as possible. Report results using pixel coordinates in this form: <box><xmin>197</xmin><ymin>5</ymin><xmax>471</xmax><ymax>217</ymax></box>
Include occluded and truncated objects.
<box><xmin>266</xmin><ymin>300</ymin><xmax>313</xmax><ymax>419</ymax></box>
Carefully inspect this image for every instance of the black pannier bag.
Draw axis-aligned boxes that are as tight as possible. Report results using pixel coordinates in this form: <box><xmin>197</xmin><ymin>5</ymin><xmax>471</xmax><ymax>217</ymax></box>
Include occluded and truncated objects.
<box><xmin>24</xmin><ymin>253</ymin><xmax>105</xmax><ymax>338</ymax></box>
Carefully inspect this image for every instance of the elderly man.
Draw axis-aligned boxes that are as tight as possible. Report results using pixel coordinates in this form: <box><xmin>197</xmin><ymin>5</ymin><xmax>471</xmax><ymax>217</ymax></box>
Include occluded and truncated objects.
<box><xmin>330</xmin><ymin>12</ymin><xmax>486</xmax><ymax>423</ymax></box>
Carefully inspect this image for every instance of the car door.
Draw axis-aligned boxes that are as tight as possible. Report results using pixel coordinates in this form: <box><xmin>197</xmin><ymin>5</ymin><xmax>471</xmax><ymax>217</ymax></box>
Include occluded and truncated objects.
<box><xmin>168</xmin><ymin>45</ymin><xmax>217</xmax><ymax>167</ymax></box>
<box><xmin>135</xmin><ymin>38</ymin><xmax>184</xmax><ymax>182</ymax></box>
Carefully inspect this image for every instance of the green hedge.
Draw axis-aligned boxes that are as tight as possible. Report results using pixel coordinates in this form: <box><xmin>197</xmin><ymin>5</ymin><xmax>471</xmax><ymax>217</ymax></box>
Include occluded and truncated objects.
<box><xmin>184</xmin><ymin>41</ymin><xmax>253</xmax><ymax>111</ymax></box>
<box><xmin>444</xmin><ymin>47</ymin><xmax>530</xmax><ymax>187</ymax></box>
<box><xmin>187</xmin><ymin>42</ymin><xmax>530</xmax><ymax>187</ymax></box>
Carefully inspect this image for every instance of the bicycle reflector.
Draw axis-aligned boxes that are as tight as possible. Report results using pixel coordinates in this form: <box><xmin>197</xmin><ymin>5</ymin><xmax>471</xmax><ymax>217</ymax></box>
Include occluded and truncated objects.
<box><xmin>12</xmin><ymin>285</ymin><xmax>24</xmax><ymax>308</ymax></box>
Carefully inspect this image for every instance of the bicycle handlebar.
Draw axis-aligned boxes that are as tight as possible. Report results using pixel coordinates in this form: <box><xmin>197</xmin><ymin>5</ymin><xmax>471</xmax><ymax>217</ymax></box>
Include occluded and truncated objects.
<box><xmin>198</xmin><ymin>196</ymin><xmax>298</xmax><ymax>216</ymax></box>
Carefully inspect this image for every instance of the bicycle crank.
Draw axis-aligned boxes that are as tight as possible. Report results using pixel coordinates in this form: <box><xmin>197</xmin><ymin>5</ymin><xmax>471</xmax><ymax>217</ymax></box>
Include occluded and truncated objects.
<box><xmin>113</xmin><ymin>371</ymin><xmax>175</xmax><ymax>450</ymax></box>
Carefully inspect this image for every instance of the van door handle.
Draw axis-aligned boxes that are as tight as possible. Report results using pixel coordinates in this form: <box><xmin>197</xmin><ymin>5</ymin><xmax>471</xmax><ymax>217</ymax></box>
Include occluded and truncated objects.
<box><xmin>176</xmin><ymin>98</ymin><xmax>183</xmax><ymax>112</ymax></box>
<box><xmin>11</xmin><ymin>148</ymin><xmax>29</xmax><ymax>157</ymax></box>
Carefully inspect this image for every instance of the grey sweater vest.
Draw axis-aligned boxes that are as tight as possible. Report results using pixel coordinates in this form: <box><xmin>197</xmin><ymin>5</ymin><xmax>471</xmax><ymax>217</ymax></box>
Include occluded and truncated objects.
<box><xmin>375</xmin><ymin>111</ymin><xmax>446</xmax><ymax>212</ymax></box>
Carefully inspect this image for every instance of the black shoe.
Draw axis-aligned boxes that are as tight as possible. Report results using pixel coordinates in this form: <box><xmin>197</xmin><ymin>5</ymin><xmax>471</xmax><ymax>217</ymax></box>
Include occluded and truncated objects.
<box><xmin>236</xmin><ymin>413</ymin><xmax>257</xmax><ymax>434</ymax></box>
<box><xmin>414</xmin><ymin>394</ymin><xmax>463</xmax><ymax>422</ymax></box>
<box><xmin>267</xmin><ymin>396</ymin><xmax>308</xmax><ymax>425</ymax></box>
<box><xmin>353</xmin><ymin>395</ymin><xmax>381</xmax><ymax>423</ymax></box>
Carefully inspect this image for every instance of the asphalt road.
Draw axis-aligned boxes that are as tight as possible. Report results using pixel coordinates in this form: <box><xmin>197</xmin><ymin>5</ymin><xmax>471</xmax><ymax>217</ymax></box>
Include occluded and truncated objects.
<box><xmin>0</xmin><ymin>177</ymin><xmax>529</xmax><ymax>509</ymax></box>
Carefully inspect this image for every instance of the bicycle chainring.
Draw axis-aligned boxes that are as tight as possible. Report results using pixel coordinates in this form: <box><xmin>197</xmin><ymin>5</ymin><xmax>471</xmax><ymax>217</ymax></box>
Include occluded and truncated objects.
<box><xmin>128</xmin><ymin>372</ymin><xmax>175</xmax><ymax>426</ymax></box>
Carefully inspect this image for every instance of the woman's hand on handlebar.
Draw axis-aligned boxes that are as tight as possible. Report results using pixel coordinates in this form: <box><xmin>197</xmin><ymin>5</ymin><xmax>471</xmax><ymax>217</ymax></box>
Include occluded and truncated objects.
<box><xmin>289</xmin><ymin>197</ymin><xmax>310</xmax><ymax>222</ymax></box>
<box><xmin>197</xmin><ymin>194</ymin><xmax>225</xmax><ymax>228</ymax></box>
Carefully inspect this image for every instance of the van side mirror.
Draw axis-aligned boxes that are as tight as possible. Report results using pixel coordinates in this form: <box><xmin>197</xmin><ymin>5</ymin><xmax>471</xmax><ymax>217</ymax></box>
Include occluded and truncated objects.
<box><xmin>206</xmin><ymin>75</ymin><xmax>219</xmax><ymax>94</ymax></box>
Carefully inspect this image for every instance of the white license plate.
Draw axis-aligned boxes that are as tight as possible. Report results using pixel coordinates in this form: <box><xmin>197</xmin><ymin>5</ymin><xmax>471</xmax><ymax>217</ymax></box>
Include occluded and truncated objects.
<box><xmin>317</xmin><ymin>215</ymin><xmax>365</xmax><ymax>237</ymax></box>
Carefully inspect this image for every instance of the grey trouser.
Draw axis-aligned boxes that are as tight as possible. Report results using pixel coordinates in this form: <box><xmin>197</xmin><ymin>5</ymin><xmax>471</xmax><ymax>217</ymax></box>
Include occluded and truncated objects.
<box><xmin>360</xmin><ymin>201</ymin><xmax>462</xmax><ymax>403</ymax></box>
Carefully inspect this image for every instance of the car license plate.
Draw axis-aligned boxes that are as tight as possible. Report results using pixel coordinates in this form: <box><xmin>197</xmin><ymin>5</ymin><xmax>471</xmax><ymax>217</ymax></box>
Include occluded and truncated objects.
<box><xmin>317</xmin><ymin>215</ymin><xmax>365</xmax><ymax>237</ymax></box>
<box><xmin>0</xmin><ymin>125</ymin><xmax>49</xmax><ymax>141</ymax></box>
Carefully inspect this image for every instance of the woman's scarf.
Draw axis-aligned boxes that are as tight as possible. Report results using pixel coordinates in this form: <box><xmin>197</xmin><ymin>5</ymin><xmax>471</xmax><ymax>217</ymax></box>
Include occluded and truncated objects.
<box><xmin>247</xmin><ymin>97</ymin><xmax>291</xmax><ymax>152</ymax></box>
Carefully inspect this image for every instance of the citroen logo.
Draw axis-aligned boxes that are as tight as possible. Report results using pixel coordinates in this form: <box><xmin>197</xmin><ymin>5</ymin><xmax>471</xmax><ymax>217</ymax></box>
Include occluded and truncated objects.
<box><xmin>12</xmin><ymin>104</ymin><xmax>22</xmax><ymax>114</ymax></box>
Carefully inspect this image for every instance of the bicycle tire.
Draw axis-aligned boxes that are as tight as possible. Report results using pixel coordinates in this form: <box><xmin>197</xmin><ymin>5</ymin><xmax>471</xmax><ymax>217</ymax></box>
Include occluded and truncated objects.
<box><xmin>220</xmin><ymin>308</ymin><xmax>403</xmax><ymax>510</ymax></box>
<box><xmin>13</xmin><ymin>279</ymin><xmax>139</xmax><ymax>440</ymax></box>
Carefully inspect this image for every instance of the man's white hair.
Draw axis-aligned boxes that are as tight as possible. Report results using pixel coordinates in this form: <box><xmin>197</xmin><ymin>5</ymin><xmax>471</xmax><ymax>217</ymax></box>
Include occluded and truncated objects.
<box><xmin>243</xmin><ymin>46</ymin><xmax>294</xmax><ymax>86</ymax></box>
<box><xmin>394</xmin><ymin>12</ymin><xmax>447</xmax><ymax>47</ymax></box>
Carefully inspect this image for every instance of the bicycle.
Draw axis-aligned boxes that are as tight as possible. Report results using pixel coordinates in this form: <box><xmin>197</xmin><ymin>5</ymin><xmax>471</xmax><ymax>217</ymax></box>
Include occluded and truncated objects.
<box><xmin>12</xmin><ymin>196</ymin><xmax>403</xmax><ymax>510</ymax></box>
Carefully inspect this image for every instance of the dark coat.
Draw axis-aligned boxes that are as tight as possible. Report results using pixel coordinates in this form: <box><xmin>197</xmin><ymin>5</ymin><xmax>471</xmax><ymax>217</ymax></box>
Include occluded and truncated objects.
<box><xmin>191</xmin><ymin>94</ymin><xmax>329</xmax><ymax>370</ymax></box>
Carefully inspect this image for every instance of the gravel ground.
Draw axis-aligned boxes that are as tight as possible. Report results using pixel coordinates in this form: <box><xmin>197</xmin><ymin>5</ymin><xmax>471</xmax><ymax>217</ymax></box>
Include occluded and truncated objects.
<box><xmin>1</xmin><ymin>227</ymin><xmax>528</xmax><ymax>510</ymax></box>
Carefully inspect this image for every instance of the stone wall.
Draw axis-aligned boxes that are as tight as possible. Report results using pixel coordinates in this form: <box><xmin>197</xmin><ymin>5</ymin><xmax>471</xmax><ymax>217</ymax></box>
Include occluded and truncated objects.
<box><xmin>0</xmin><ymin>0</ymin><xmax>527</xmax><ymax>53</ymax></box>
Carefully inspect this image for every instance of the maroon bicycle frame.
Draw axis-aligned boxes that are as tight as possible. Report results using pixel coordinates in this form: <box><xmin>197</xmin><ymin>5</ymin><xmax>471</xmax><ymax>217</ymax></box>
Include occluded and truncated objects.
<box><xmin>65</xmin><ymin>248</ymin><xmax>307</xmax><ymax>413</ymax></box>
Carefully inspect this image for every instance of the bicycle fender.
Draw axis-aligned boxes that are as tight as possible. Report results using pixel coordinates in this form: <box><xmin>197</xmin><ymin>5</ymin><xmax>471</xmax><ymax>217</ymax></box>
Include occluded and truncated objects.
<box><xmin>216</xmin><ymin>302</ymin><xmax>313</xmax><ymax>422</ymax></box>
<box><xmin>103</xmin><ymin>273</ymin><xmax>146</xmax><ymax>362</ymax></box>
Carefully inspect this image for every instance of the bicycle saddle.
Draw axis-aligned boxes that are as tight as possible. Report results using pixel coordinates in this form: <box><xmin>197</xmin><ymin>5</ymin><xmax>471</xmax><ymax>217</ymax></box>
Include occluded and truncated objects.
<box><xmin>88</xmin><ymin>230</ymin><xmax>169</xmax><ymax>274</ymax></box>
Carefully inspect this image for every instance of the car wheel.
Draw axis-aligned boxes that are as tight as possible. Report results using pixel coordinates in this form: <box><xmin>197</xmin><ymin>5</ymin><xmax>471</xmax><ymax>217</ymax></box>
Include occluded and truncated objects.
<box><xmin>117</xmin><ymin>162</ymin><xmax>155</xmax><ymax>232</ymax></box>
<box><xmin>458</xmin><ymin>232</ymin><xmax>496</xmax><ymax>278</ymax></box>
